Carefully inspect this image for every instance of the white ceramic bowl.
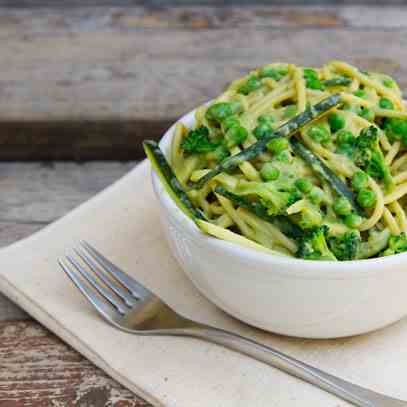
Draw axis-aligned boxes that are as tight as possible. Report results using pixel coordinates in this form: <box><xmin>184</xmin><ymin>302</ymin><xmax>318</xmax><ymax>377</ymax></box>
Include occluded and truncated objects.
<box><xmin>151</xmin><ymin>107</ymin><xmax>407</xmax><ymax>339</ymax></box>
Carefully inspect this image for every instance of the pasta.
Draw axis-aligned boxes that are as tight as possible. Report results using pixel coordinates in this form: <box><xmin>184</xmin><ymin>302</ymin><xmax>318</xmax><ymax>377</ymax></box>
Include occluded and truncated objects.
<box><xmin>168</xmin><ymin>61</ymin><xmax>407</xmax><ymax>260</ymax></box>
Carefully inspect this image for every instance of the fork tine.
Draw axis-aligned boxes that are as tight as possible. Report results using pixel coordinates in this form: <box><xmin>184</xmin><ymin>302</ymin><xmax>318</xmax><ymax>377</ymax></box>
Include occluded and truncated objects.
<box><xmin>58</xmin><ymin>259</ymin><xmax>116</xmax><ymax>320</ymax></box>
<box><xmin>66</xmin><ymin>254</ymin><xmax>127</xmax><ymax>315</ymax></box>
<box><xmin>80</xmin><ymin>241</ymin><xmax>151</xmax><ymax>298</ymax></box>
<box><xmin>74</xmin><ymin>247</ymin><xmax>135</xmax><ymax>308</ymax></box>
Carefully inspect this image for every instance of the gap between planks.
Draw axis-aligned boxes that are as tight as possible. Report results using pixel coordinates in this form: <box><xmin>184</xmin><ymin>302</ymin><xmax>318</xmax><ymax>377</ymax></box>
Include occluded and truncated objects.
<box><xmin>0</xmin><ymin>6</ymin><xmax>406</xmax><ymax>159</ymax></box>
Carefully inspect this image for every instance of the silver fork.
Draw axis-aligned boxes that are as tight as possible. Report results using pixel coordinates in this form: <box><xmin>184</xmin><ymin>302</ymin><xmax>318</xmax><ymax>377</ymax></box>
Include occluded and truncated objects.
<box><xmin>59</xmin><ymin>241</ymin><xmax>407</xmax><ymax>407</ymax></box>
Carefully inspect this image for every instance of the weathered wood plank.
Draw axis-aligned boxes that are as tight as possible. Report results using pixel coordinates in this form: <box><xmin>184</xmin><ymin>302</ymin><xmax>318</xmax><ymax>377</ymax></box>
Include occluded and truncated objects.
<box><xmin>0</xmin><ymin>320</ymin><xmax>150</xmax><ymax>406</ymax></box>
<box><xmin>0</xmin><ymin>6</ymin><xmax>406</xmax><ymax>159</ymax></box>
<box><xmin>0</xmin><ymin>162</ymin><xmax>135</xmax><ymax>321</ymax></box>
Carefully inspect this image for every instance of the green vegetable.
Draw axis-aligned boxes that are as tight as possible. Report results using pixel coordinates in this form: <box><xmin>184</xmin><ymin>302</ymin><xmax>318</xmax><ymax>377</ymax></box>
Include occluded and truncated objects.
<box><xmin>357</xmin><ymin>188</ymin><xmax>376</xmax><ymax>208</ymax></box>
<box><xmin>259</xmin><ymin>66</ymin><xmax>288</xmax><ymax>81</ymax></box>
<box><xmin>336</xmin><ymin>130</ymin><xmax>355</xmax><ymax>146</ymax></box>
<box><xmin>328</xmin><ymin>112</ymin><xmax>345</xmax><ymax>132</ymax></box>
<box><xmin>253</xmin><ymin>122</ymin><xmax>273</xmax><ymax>140</ymax></box>
<box><xmin>352</xmin><ymin>126</ymin><xmax>394</xmax><ymax>191</ymax></box>
<box><xmin>333</xmin><ymin>196</ymin><xmax>352</xmax><ymax>216</ymax></box>
<box><xmin>351</xmin><ymin>170</ymin><xmax>369</xmax><ymax>191</ymax></box>
<box><xmin>267</xmin><ymin>137</ymin><xmax>289</xmax><ymax>154</ymax></box>
<box><xmin>322</xmin><ymin>77</ymin><xmax>352</xmax><ymax>87</ymax></box>
<box><xmin>222</xmin><ymin>116</ymin><xmax>240</xmax><ymax>132</ymax></box>
<box><xmin>308</xmin><ymin>186</ymin><xmax>327</xmax><ymax>205</ymax></box>
<box><xmin>336</xmin><ymin>143</ymin><xmax>354</xmax><ymax>158</ymax></box>
<box><xmin>307</xmin><ymin>124</ymin><xmax>330</xmax><ymax>144</ymax></box>
<box><xmin>358</xmin><ymin>107</ymin><xmax>375</xmax><ymax>122</ymax></box>
<box><xmin>274</xmin><ymin>150</ymin><xmax>292</xmax><ymax>163</ymax></box>
<box><xmin>382</xmin><ymin>77</ymin><xmax>394</xmax><ymax>88</ymax></box>
<box><xmin>238</xmin><ymin>75</ymin><xmax>262</xmax><ymax>95</ymax></box>
<box><xmin>296</xmin><ymin>225</ymin><xmax>337</xmax><ymax>261</ymax></box>
<box><xmin>235</xmin><ymin>179</ymin><xmax>301</xmax><ymax>216</ymax></box>
<box><xmin>225</xmin><ymin>125</ymin><xmax>248</xmax><ymax>147</ymax></box>
<box><xmin>214</xmin><ymin>186</ymin><xmax>303</xmax><ymax>240</ymax></box>
<box><xmin>205</xmin><ymin>101</ymin><xmax>242</xmax><ymax>124</ymax></box>
<box><xmin>344</xmin><ymin>213</ymin><xmax>363</xmax><ymax>228</ymax></box>
<box><xmin>297</xmin><ymin>205</ymin><xmax>323</xmax><ymax>229</ymax></box>
<box><xmin>181</xmin><ymin>126</ymin><xmax>219</xmax><ymax>154</ymax></box>
<box><xmin>357</xmin><ymin>229</ymin><xmax>390</xmax><ymax>259</ymax></box>
<box><xmin>304</xmin><ymin>68</ymin><xmax>323</xmax><ymax>90</ymax></box>
<box><xmin>290</xmin><ymin>138</ymin><xmax>364</xmax><ymax>216</ymax></box>
<box><xmin>382</xmin><ymin>233</ymin><xmax>407</xmax><ymax>256</ymax></box>
<box><xmin>212</xmin><ymin>144</ymin><xmax>230</xmax><ymax>162</ymax></box>
<box><xmin>328</xmin><ymin>230</ymin><xmax>361</xmax><ymax>260</ymax></box>
<box><xmin>191</xmin><ymin>94</ymin><xmax>342</xmax><ymax>189</ymax></box>
<box><xmin>384</xmin><ymin>118</ymin><xmax>407</xmax><ymax>144</ymax></box>
<box><xmin>258</xmin><ymin>114</ymin><xmax>275</xmax><ymax>125</ymax></box>
<box><xmin>353</xmin><ymin>89</ymin><xmax>367</xmax><ymax>99</ymax></box>
<box><xmin>143</xmin><ymin>140</ymin><xmax>206</xmax><ymax>221</ymax></box>
<box><xmin>283</xmin><ymin>105</ymin><xmax>297</xmax><ymax>119</ymax></box>
<box><xmin>295</xmin><ymin>178</ymin><xmax>313</xmax><ymax>194</ymax></box>
<box><xmin>260</xmin><ymin>163</ymin><xmax>280</xmax><ymax>181</ymax></box>
<box><xmin>379</xmin><ymin>97</ymin><xmax>394</xmax><ymax>110</ymax></box>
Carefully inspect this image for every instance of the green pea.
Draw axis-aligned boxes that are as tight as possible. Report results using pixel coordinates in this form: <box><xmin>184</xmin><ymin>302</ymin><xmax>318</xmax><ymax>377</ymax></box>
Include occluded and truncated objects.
<box><xmin>353</xmin><ymin>89</ymin><xmax>367</xmax><ymax>99</ymax></box>
<box><xmin>333</xmin><ymin>196</ymin><xmax>352</xmax><ymax>216</ymax></box>
<box><xmin>295</xmin><ymin>178</ymin><xmax>313</xmax><ymax>194</ymax></box>
<box><xmin>309</xmin><ymin>187</ymin><xmax>325</xmax><ymax>205</ymax></box>
<box><xmin>225</xmin><ymin>125</ymin><xmax>248</xmax><ymax>147</ymax></box>
<box><xmin>379</xmin><ymin>97</ymin><xmax>394</xmax><ymax>110</ymax></box>
<box><xmin>213</xmin><ymin>144</ymin><xmax>230</xmax><ymax>162</ymax></box>
<box><xmin>351</xmin><ymin>170</ymin><xmax>369</xmax><ymax>191</ymax></box>
<box><xmin>275</xmin><ymin>150</ymin><xmax>291</xmax><ymax>163</ymax></box>
<box><xmin>336</xmin><ymin>143</ymin><xmax>354</xmax><ymax>158</ymax></box>
<box><xmin>238</xmin><ymin>75</ymin><xmax>262</xmax><ymax>95</ymax></box>
<box><xmin>328</xmin><ymin>113</ymin><xmax>345</xmax><ymax>132</ymax></box>
<box><xmin>306</xmin><ymin>78</ymin><xmax>324</xmax><ymax>90</ymax></box>
<box><xmin>382</xmin><ymin>77</ymin><xmax>394</xmax><ymax>88</ymax></box>
<box><xmin>357</xmin><ymin>188</ymin><xmax>376</xmax><ymax>208</ymax></box>
<box><xmin>258</xmin><ymin>114</ymin><xmax>275</xmax><ymax>125</ymax></box>
<box><xmin>253</xmin><ymin>122</ymin><xmax>273</xmax><ymax>140</ymax></box>
<box><xmin>222</xmin><ymin>116</ymin><xmax>240</xmax><ymax>132</ymax></box>
<box><xmin>206</xmin><ymin>102</ymin><xmax>241</xmax><ymax>124</ymax></box>
<box><xmin>259</xmin><ymin>67</ymin><xmax>286</xmax><ymax>81</ymax></box>
<box><xmin>260</xmin><ymin>163</ymin><xmax>280</xmax><ymax>181</ymax></box>
<box><xmin>344</xmin><ymin>213</ymin><xmax>363</xmax><ymax>228</ymax></box>
<box><xmin>283</xmin><ymin>105</ymin><xmax>297</xmax><ymax>118</ymax></box>
<box><xmin>307</xmin><ymin>124</ymin><xmax>330</xmax><ymax>143</ymax></box>
<box><xmin>391</xmin><ymin>119</ymin><xmax>407</xmax><ymax>137</ymax></box>
<box><xmin>267</xmin><ymin>137</ymin><xmax>289</xmax><ymax>154</ymax></box>
<box><xmin>336</xmin><ymin>130</ymin><xmax>355</xmax><ymax>146</ymax></box>
<box><xmin>303</xmin><ymin>68</ymin><xmax>318</xmax><ymax>80</ymax></box>
<box><xmin>358</xmin><ymin>107</ymin><xmax>375</xmax><ymax>122</ymax></box>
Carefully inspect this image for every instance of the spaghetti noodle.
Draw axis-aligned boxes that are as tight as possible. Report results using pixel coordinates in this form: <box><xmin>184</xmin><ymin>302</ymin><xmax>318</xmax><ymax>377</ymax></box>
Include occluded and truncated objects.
<box><xmin>170</xmin><ymin>61</ymin><xmax>407</xmax><ymax>260</ymax></box>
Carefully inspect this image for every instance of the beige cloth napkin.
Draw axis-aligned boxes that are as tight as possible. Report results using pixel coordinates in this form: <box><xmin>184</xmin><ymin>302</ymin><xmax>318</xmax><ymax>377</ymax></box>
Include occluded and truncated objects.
<box><xmin>0</xmin><ymin>160</ymin><xmax>406</xmax><ymax>406</ymax></box>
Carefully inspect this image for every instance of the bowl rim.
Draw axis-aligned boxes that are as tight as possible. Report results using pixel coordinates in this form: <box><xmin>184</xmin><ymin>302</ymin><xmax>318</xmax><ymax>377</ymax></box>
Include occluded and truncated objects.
<box><xmin>151</xmin><ymin>104</ymin><xmax>407</xmax><ymax>278</ymax></box>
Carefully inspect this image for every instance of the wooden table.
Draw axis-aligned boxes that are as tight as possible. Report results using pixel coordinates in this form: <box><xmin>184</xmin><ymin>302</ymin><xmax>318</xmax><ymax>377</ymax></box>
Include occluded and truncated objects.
<box><xmin>1</xmin><ymin>3</ymin><xmax>407</xmax><ymax>405</ymax></box>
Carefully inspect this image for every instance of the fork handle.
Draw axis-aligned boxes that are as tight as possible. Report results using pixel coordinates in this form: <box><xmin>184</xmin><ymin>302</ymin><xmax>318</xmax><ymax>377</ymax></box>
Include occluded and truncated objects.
<box><xmin>187</xmin><ymin>327</ymin><xmax>406</xmax><ymax>407</ymax></box>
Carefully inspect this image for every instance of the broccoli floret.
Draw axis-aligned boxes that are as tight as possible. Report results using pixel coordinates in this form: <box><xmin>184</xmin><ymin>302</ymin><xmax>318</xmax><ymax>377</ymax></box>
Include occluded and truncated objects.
<box><xmin>181</xmin><ymin>126</ymin><xmax>219</xmax><ymax>154</ymax></box>
<box><xmin>285</xmin><ymin>199</ymin><xmax>323</xmax><ymax>229</ymax></box>
<box><xmin>352</xmin><ymin>126</ymin><xmax>394</xmax><ymax>191</ymax></box>
<box><xmin>296</xmin><ymin>225</ymin><xmax>337</xmax><ymax>261</ymax></box>
<box><xmin>328</xmin><ymin>230</ymin><xmax>361</xmax><ymax>260</ymax></box>
<box><xmin>382</xmin><ymin>232</ymin><xmax>407</xmax><ymax>256</ymax></box>
<box><xmin>235</xmin><ymin>178</ymin><xmax>301</xmax><ymax>216</ymax></box>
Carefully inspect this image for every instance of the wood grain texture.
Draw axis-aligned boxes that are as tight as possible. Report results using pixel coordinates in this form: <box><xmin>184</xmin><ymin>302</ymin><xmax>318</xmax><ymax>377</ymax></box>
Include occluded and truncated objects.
<box><xmin>0</xmin><ymin>5</ymin><xmax>406</xmax><ymax>159</ymax></box>
<box><xmin>0</xmin><ymin>320</ymin><xmax>150</xmax><ymax>406</ymax></box>
<box><xmin>0</xmin><ymin>162</ymin><xmax>135</xmax><ymax>321</ymax></box>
